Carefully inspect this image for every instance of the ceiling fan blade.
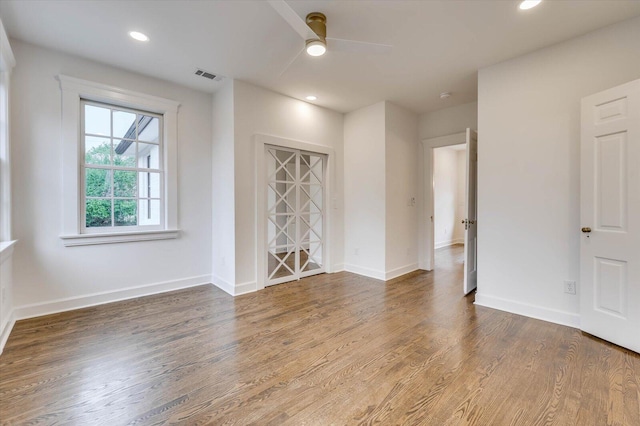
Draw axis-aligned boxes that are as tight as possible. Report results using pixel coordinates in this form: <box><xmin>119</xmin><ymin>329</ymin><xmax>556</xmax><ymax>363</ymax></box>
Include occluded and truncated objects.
<box><xmin>279</xmin><ymin>46</ymin><xmax>305</xmax><ymax>77</ymax></box>
<box><xmin>267</xmin><ymin>0</ymin><xmax>317</xmax><ymax>41</ymax></box>
<box><xmin>326</xmin><ymin>38</ymin><xmax>393</xmax><ymax>55</ymax></box>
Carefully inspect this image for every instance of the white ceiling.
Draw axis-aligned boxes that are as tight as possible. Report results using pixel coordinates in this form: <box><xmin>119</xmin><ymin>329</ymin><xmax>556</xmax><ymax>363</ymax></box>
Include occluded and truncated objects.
<box><xmin>1</xmin><ymin>0</ymin><xmax>639</xmax><ymax>114</ymax></box>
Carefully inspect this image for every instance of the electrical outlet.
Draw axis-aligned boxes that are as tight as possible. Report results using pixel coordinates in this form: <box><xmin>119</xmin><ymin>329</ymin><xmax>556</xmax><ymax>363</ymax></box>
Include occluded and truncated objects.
<box><xmin>564</xmin><ymin>280</ymin><xmax>576</xmax><ymax>295</ymax></box>
<box><xmin>353</xmin><ymin>248</ymin><xmax>359</xmax><ymax>256</ymax></box>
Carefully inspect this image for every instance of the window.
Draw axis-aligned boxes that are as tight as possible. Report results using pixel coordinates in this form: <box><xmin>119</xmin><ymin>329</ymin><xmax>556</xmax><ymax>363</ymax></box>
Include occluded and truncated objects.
<box><xmin>58</xmin><ymin>75</ymin><xmax>180</xmax><ymax>246</ymax></box>
<box><xmin>81</xmin><ymin>101</ymin><xmax>163</xmax><ymax>232</ymax></box>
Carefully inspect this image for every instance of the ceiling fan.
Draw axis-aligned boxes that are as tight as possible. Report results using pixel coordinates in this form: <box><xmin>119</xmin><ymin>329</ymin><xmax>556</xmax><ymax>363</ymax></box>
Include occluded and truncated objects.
<box><xmin>267</xmin><ymin>0</ymin><xmax>393</xmax><ymax>74</ymax></box>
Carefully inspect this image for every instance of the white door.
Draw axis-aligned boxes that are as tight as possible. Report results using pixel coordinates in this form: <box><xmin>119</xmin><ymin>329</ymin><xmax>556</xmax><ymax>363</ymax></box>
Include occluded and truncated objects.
<box><xmin>266</xmin><ymin>145</ymin><xmax>326</xmax><ymax>286</ymax></box>
<box><xmin>463</xmin><ymin>129</ymin><xmax>478</xmax><ymax>295</ymax></box>
<box><xmin>580</xmin><ymin>79</ymin><xmax>640</xmax><ymax>353</ymax></box>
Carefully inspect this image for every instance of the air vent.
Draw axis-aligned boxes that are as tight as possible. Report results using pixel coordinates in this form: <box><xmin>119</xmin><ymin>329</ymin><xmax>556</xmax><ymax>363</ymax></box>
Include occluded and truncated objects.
<box><xmin>195</xmin><ymin>69</ymin><xmax>223</xmax><ymax>81</ymax></box>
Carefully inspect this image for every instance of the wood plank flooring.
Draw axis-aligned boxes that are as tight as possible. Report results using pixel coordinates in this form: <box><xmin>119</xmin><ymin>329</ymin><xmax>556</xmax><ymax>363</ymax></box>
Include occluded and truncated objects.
<box><xmin>1</xmin><ymin>245</ymin><xmax>639</xmax><ymax>425</ymax></box>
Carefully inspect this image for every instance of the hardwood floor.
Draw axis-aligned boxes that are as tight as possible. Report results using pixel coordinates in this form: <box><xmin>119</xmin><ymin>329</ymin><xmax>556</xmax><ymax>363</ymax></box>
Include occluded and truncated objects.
<box><xmin>1</xmin><ymin>245</ymin><xmax>638</xmax><ymax>425</ymax></box>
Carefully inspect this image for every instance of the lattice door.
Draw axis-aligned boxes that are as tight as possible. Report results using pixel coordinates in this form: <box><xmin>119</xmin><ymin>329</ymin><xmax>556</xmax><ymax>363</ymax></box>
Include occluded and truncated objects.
<box><xmin>265</xmin><ymin>146</ymin><xmax>325</xmax><ymax>286</ymax></box>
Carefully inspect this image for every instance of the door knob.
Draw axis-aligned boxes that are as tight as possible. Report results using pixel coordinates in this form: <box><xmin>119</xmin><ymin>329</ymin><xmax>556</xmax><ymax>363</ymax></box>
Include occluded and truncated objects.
<box><xmin>581</xmin><ymin>227</ymin><xmax>591</xmax><ymax>233</ymax></box>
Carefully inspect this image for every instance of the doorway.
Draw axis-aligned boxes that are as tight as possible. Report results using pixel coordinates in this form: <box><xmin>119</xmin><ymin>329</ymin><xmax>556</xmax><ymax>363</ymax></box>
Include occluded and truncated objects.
<box><xmin>265</xmin><ymin>145</ymin><xmax>326</xmax><ymax>286</ymax></box>
<box><xmin>420</xmin><ymin>129</ymin><xmax>477</xmax><ymax>295</ymax></box>
<box><xmin>433</xmin><ymin>144</ymin><xmax>466</xmax><ymax>256</ymax></box>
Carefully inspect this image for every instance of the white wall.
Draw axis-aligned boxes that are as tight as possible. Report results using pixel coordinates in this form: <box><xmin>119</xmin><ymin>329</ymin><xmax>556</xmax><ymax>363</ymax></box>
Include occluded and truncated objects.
<box><xmin>211</xmin><ymin>80</ymin><xmax>236</xmax><ymax>289</ymax></box>
<box><xmin>385</xmin><ymin>102</ymin><xmax>419</xmax><ymax>275</ymax></box>
<box><xmin>343</xmin><ymin>102</ymin><xmax>386</xmax><ymax>278</ymax></box>
<box><xmin>10</xmin><ymin>40</ymin><xmax>213</xmax><ymax>314</ymax></box>
<box><xmin>476</xmin><ymin>16</ymin><xmax>640</xmax><ymax>327</ymax></box>
<box><xmin>419</xmin><ymin>101</ymin><xmax>477</xmax><ymax>140</ymax></box>
<box><xmin>433</xmin><ymin>147</ymin><xmax>458</xmax><ymax>248</ymax></box>
<box><xmin>344</xmin><ymin>101</ymin><xmax>419</xmax><ymax>280</ymax></box>
<box><xmin>232</xmin><ymin>80</ymin><xmax>344</xmax><ymax>291</ymax></box>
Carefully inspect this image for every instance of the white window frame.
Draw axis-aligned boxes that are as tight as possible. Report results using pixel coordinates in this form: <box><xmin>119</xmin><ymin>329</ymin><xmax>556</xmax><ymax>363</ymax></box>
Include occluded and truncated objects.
<box><xmin>0</xmin><ymin>18</ymin><xmax>15</xmax><ymax>245</ymax></box>
<box><xmin>58</xmin><ymin>75</ymin><xmax>180</xmax><ymax>246</ymax></box>
<box><xmin>81</xmin><ymin>100</ymin><xmax>165</xmax><ymax>233</ymax></box>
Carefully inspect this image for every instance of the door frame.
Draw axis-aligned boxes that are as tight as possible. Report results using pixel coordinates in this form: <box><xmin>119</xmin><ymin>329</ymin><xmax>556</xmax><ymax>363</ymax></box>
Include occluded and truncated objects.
<box><xmin>255</xmin><ymin>133</ymin><xmax>336</xmax><ymax>291</ymax></box>
<box><xmin>418</xmin><ymin>131</ymin><xmax>468</xmax><ymax>271</ymax></box>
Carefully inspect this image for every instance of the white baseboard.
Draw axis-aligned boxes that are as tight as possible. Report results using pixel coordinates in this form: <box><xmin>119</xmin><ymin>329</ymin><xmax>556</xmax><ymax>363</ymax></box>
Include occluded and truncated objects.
<box><xmin>211</xmin><ymin>275</ymin><xmax>257</xmax><ymax>296</ymax></box>
<box><xmin>474</xmin><ymin>293</ymin><xmax>580</xmax><ymax>329</ymax></box>
<box><xmin>13</xmin><ymin>274</ymin><xmax>213</xmax><ymax>321</ymax></box>
<box><xmin>211</xmin><ymin>274</ymin><xmax>235</xmax><ymax>296</ymax></box>
<box><xmin>344</xmin><ymin>263</ymin><xmax>385</xmax><ymax>280</ymax></box>
<box><xmin>385</xmin><ymin>263</ymin><xmax>419</xmax><ymax>280</ymax></box>
<box><xmin>0</xmin><ymin>310</ymin><xmax>16</xmax><ymax>355</ymax></box>
<box><xmin>344</xmin><ymin>263</ymin><xmax>419</xmax><ymax>281</ymax></box>
<box><xmin>234</xmin><ymin>281</ymin><xmax>257</xmax><ymax>296</ymax></box>
<box><xmin>435</xmin><ymin>239</ymin><xmax>464</xmax><ymax>249</ymax></box>
<box><xmin>331</xmin><ymin>263</ymin><xmax>345</xmax><ymax>273</ymax></box>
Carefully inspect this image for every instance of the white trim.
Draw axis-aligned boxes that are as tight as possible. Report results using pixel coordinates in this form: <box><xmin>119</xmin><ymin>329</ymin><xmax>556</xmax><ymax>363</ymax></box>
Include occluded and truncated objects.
<box><xmin>57</xmin><ymin>75</ymin><xmax>180</xmax><ymax>242</ymax></box>
<box><xmin>344</xmin><ymin>263</ymin><xmax>385</xmax><ymax>281</ymax></box>
<box><xmin>419</xmin><ymin>132</ymin><xmax>468</xmax><ymax>271</ymax></box>
<box><xmin>0</xmin><ymin>19</ymin><xmax>15</xmax><ymax>72</ymax></box>
<box><xmin>435</xmin><ymin>239</ymin><xmax>464</xmax><ymax>249</ymax></box>
<box><xmin>332</xmin><ymin>263</ymin><xmax>345</xmax><ymax>272</ymax></box>
<box><xmin>234</xmin><ymin>281</ymin><xmax>257</xmax><ymax>296</ymax></box>
<box><xmin>0</xmin><ymin>309</ymin><xmax>15</xmax><ymax>355</ymax></box>
<box><xmin>60</xmin><ymin>229</ymin><xmax>180</xmax><ymax>247</ymax></box>
<box><xmin>212</xmin><ymin>275</ymin><xmax>257</xmax><ymax>296</ymax></box>
<box><xmin>0</xmin><ymin>239</ymin><xmax>16</xmax><ymax>355</ymax></box>
<box><xmin>57</xmin><ymin>76</ymin><xmax>180</xmax><ymax>113</ymax></box>
<box><xmin>0</xmin><ymin>18</ymin><xmax>15</xmax><ymax>241</ymax></box>
<box><xmin>0</xmin><ymin>239</ymin><xmax>16</xmax><ymax>262</ymax></box>
<box><xmin>384</xmin><ymin>263</ymin><xmax>419</xmax><ymax>280</ymax></box>
<box><xmin>474</xmin><ymin>293</ymin><xmax>580</xmax><ymax>329</ymax></box>
<box><xmin>12</xmin><ymin>274</ymin><xmax>212</xmax><ymax>321</ymax></box>
<box><xmin>211</xmin><ymin>273</ymin><xmax>235</xmax><ymax>296</ymax></box>
<box><xmin>0</xmin><ymin>72</ymin><xmax>12</xmax><ymax>242</ymax></box>
<box><xmin>254</xmin><ymin>133</ymin><xmax>336</xmax><ymax>292</ymax></box>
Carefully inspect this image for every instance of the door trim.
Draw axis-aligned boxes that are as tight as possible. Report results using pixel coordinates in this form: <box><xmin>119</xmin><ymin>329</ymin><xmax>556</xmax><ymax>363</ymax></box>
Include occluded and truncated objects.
<box><xmin>255</xmin><ymin>134</ymin><xmax>336</xmax><ymax>291</ymax></box>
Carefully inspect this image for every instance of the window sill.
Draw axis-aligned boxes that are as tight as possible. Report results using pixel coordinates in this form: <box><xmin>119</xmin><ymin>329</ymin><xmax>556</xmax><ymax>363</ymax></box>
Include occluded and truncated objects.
<box><xmin>60</xmin><ymin>230</ymin><xmax>180</xmax><ymax>247</ymax></box>
<box><xmin>0</xmin><ymin>240</ymin><xmax>17</xmax><ymax>263</ymax></box>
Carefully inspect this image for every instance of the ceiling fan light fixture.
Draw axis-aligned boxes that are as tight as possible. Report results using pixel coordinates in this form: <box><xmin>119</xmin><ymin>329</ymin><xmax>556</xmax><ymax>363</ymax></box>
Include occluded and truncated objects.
<box><xmin>306</xmin><ymin>39</ymin><xmax>327</xmax><ymax>56</ymax></box>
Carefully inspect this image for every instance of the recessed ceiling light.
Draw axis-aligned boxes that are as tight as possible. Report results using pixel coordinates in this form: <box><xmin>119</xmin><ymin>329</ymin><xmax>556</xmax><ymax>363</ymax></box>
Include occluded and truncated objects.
<box><xmin>519</xmin><ymin>0</ymin><xmax>542</xmax><ymax>10</ymax></box>
<box><xmin>440</xmin><ymin>92</ymin><xmax>451</xmax><ymax>99</ymax></box>
<box><xmin>129</xmin><ymin>31</ymin><xmax>149</xmax><ymax>42</ymax></box>
<box><xmin>306</xmin><ymin>95</ymin><xmax>317</xmax><ymax>101</ymax></box>
<box><xmin>306</xmin><ymin>40</ymin><xmax>327</xmax><ymax>57</ymax></box>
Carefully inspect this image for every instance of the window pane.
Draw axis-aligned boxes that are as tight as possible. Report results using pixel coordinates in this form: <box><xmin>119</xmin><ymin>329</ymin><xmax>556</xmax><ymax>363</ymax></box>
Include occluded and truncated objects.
<box><xmin>138</xmin><ymin>143</ymin><xmax>160</xmax><ymax>169</ymax></box>
<box><xmin>113</xmin><ymin>110</ymin><xmax>136</xmax><ymax>139</ymax></box>
<box><xmin>138</xmin><ymin>115</ymin><xmax>159</xmax><ymax>142</ymax></box>
<box><xmin>85</xmin><ymin>136</ymin><xmax>111</xmax><ymax>165</ymax></box>
<box><xmin>86</xmin><ymin>199</ymin><xmax>112</xmax><ymax>227</ymax></box>
<box><xmin>114</xmin><ymin>199</ymin><xmax>137</xmax><ymax>226</ymax></box>
<box><xmin>113</xmin><ymin>140</ymin><xmax>136</xmax><ymax>167</ymax></box>
<box><xmin>85</xmin><ymin>168</ymin><xmax>111</xmax><ymax>197</ymax></box>
<box><xmin>139</xmin><ymin>172</ymin><xmax>161</xmax><ymax>198</ymax></box>
<box><xmin>84</xmin><ymin>104</ymin><xmax>110</xmax><ymax>136</ymax></box>
<box><xmin>139</xmin><ymin>199</ymin><xmax>160</xmax><ymax>225</ymax></box>
<box><xmin>114</xmin><ymin>170</ymin><xmax>137</xmax><ymax>197</ymax></box>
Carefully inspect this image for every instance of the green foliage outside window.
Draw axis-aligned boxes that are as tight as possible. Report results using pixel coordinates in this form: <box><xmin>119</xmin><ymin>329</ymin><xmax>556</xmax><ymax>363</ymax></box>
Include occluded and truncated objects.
<box><xmin>85</xmin><ymin>142</ymin><xmax>137</xmax><ymax>227</ymax></box>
